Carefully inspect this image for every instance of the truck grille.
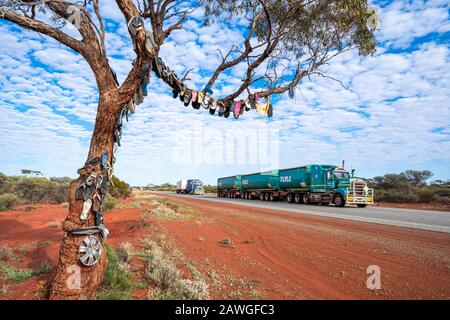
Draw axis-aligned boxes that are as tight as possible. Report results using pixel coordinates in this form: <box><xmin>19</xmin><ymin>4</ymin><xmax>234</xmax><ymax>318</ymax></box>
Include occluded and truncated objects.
<box><xmin>352</xmin><ymin>182</ymin><xmax>366</xmax><ymax>196</ymax></box>
<box><xmin>347</xmin><ymin>180</ymin><xmax>374</xmax><ymax>204</ymax></box>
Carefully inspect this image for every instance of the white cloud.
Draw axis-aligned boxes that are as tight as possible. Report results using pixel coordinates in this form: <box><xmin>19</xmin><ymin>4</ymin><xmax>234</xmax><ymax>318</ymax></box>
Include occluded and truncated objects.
<box><xmin>378</xmin><ymin>0</ymin><xmax>450</xmax><ymax>48</ymax></box>
<box><xmin>0</xmin><ymin>0</ymin><xmax>449</xmax><ymax>185</ymax></box>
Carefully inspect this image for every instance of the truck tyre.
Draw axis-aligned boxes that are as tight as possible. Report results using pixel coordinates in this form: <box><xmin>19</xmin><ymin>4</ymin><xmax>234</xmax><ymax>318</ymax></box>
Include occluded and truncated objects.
<box><xmin>269</xmin><ymin>193</ymin><xmax>276</xmax><ymax>201</ymax></box>
<box><xmin>303</xmin><ymin>194</ymin><xmax>310</xmax><ymax>205</ymax></box>
<box><xmin>334</xmin><ymin>194</ymin><xmax>345</xmax><ymax>207</ymax></box>
<box><xmin>265</xmin><ymin>192</ymin><xmax>270</xmax><ymax>201</ymax></box>
<box><xmin>286</xmin><ymin>193</ymin><xmax>294</xmax><ymax>203</ymax></box>
<box><xmin>357</xmin><ymin>204</ymin><xmax>367</xmax><ymax>208</ymax></box>
<box><xmin>259</xmin><ymin>193</ymin><xmax>265</xmax><ymax>201</ymax></box>
<box><xmin>294</xmin><ymin>193</ymin><xmax>302</xmax><ymax>204</ymax></box>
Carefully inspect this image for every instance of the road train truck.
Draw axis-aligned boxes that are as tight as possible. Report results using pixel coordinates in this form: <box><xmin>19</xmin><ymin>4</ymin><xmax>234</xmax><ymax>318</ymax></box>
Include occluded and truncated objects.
<box><xmin>217</xmin><ymin>164</ymin><xmax>373</xmax><ymax>207</ymax></box>
<box><xmin>176</xmin><ymin>179</ymin><xmax>205</xmax><ymax>195</ymax></box>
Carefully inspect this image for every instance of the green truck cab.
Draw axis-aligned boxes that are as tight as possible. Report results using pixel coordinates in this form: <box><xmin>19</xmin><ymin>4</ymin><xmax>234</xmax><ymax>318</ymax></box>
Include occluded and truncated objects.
<box><xmin>278</xmin><ymin>164</ymin><xmax>373</xmax><ymax>207</ymax></box>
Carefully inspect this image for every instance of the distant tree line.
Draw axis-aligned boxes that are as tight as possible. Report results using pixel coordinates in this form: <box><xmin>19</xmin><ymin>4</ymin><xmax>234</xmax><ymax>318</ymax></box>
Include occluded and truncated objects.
<box><xmin>368</xmin><ymin>170</ymin><xmax>450</xmax><ymax>204</ymax></box>
<box><xmin>145</xmin><ymin>183</ymin><xmax>177</xmax><ymax>192</ymax></box>
<box><xmin>0</xmin><ymin>171</ymin><xmax>132</xmax><ymax>211</ymax></box>
<box><xmin>145</xmin><ymin>183</ymin><xmax>217</xmax><ymax>193</ymax></box>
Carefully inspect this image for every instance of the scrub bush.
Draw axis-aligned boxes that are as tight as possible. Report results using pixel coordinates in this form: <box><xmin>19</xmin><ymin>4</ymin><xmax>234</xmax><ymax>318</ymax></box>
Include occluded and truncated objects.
<box><xmin>103</xmin><ymin>194</ymin><xmax>118</xmax><ymax>211</ymax></box>
<box><xmin>0</xmin><ymin>193</ymin><xmax>18</xmax><ymax>211</ymax></box>
<box><xmin>109</xmin><ymin>176</ymin><xmax>132</xmax><ymax>198</ymax></box>
<box><xmin>97</xmin><ymin>244</ymin><xmax>134</xmax><ymax>300</ymax></box>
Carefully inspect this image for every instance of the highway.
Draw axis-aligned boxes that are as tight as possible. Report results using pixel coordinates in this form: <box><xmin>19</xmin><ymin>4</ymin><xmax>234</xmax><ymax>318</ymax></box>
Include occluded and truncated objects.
<box><xmin>163</xmin><ymin>193</ymin><xmax>450</xmax><ymax>233</ymax></box>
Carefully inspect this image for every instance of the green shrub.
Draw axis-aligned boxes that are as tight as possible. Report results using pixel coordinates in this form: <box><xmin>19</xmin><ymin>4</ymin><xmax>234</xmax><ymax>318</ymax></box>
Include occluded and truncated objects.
<box><xmin>48</xmin><ymin>177</ymin><xmax>72</xmax><ymax>203</ymax></box>
<box><xmin>103</xmin><ymin>194</ymin><xmax>118</xmax><ymax>212</ymax></box>
<box><xmin>416</xmin><ymin>188</ymin><xmax>435</xmax><ymax>203</ymax></box>
<box><xmin>15</xmin><ymin>178</ymin><xmax>57</xmax><ymax>204</ymax></box>
<box><xmin>0</xmin><ymin>172</ymin><xmax>19</xmax><ymax>194</ymax></box>
<box><xmin>375</xmin><ymin>190</ymin><xmax>418</xmax><ymax>203</ymax></box>
<box><xmin>109</xmin><ymin>176</ymin><xmax>132</xmax><ymax>198</ymax></box>
<box><xmin>0</xmin><ymin>263</ymin><xmax>33</xmax><ymax>282</ymax></box>
<box><xmin>97</xmin><ymin>244</ymin><xmax>134</xmax><ymax>300</ymax></box>
<box><xmin>0</xmin><ymin>193</ymin><xmax>18</xmax><ymax>211</ymax></box>
<box><xmin>203</xmin><ymin>185</ymin><xmax>217</xmax><ymax>194</ymax></box>
<box><xmin>435</xmin><ymin>196</ymin><xmax>450</xmax><ymax>205</ymax></box>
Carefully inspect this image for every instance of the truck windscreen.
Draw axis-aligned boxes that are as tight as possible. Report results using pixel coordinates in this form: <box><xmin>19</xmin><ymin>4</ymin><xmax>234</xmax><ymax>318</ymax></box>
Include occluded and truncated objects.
<box><xmin>334</xmin><ymin>172</ymin><xmax>350</xmax><ymax>179</ymax></box>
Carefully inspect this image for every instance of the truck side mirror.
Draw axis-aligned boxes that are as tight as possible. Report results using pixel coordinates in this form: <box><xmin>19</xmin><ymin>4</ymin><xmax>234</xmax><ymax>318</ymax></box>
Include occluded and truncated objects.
<box><xmin>327</xmin><ymin>171</ymin><xmax>331</xmax><ymax>180</ymax></box>
<box><xmin>351</xmin><ymin>169</ymin><xmax>355</xmax><ymax>178</ymax></box>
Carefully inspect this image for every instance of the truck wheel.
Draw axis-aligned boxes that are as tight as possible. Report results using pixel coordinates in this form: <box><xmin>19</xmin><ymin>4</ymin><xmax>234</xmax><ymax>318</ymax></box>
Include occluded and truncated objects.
<box><xmin>357</xmin><ymin>204</ymin><xmax>367</xmax><ymax>208</ymax></box>
<box><xmin>269</xmin><ymin>193</ymin><xmax>276</xmax><ymax>201</ymax></box>
<box><xmin>286</xmin><ymin>193</ymin><xmax>294</xmax><ymax>203</ymax></box>
<box><xmin>334</xmin><ymin>194</ymin><xmax>345</xmax><ymax>207</ymax></box>
<box><xmin>303</xmin><ymin>194</ymin><xmax>310</xmax><ymax>204</ymax></box>
<box><xmin>248</xmin><ymin>193</ymin><xmax>252</xmax><ymax>200</ymax></box>
<box><xmin>265</xmin><ymin>192</ymin><xmax>270</xmax><ymax>201</ymax></box>
<box><xmin>259</xmin><ymin>193</ymin><xmax>265</xmax><ymax>201</ymax></box>
<box><xmin>294</xmin><ymin>193</ymin><xmax>302</xmax><ymax>204</ymax></box>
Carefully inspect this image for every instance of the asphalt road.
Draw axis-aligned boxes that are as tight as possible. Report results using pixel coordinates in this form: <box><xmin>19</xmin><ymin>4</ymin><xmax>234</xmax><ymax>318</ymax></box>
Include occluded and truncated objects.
<box><xmin>163</xmin><ymin>193</ymin><xmax>450</xmax><ymax>234</ymax></box>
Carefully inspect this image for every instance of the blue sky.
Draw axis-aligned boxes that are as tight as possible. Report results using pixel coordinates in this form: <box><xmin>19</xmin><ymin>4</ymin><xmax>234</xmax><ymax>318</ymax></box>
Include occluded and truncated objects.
<box><xmin>0</xmin><ymin>0</ymin><xmax>449</xmax><ymax>186</ymax></box>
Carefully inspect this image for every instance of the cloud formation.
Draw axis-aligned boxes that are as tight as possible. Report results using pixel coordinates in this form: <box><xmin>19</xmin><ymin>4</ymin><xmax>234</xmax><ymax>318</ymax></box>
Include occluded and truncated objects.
<box><xmin>0</xmin><ymin>0</ymin><xmax>449</xmax><ymax>185</ymax></box>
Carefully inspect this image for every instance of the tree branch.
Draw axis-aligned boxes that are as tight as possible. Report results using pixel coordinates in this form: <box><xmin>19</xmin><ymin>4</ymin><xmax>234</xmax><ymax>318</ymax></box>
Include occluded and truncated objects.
<box><xmin>0</xmin><ymin>6</ymin><xmax>82</xmax><ymax>53</ymax></box>
<box><xmin>115</xmin><ymin>0</ymin><xmax>155</xmax><ymax>105</ymax></box>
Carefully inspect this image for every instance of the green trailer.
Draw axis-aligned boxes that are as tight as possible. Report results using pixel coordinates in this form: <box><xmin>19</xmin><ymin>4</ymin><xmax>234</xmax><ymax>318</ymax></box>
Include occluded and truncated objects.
<box><xmin>217</xmin><ymin>175</ymin><xmax>242</xmax><ymax>198</ymax></box>
<box><xmin>278</xmin><ymin>164</ymin><xmax>337</xmax><ymax>204</ymax></box>
<box><xmin>240</xmin><ymin>170</ymin><xmax>280</xmax><ymax>201</ymax></box>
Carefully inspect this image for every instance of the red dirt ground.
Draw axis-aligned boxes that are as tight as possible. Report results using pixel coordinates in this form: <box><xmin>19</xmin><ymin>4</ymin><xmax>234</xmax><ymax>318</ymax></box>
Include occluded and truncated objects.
<box><xmin>1</xmin><ymin>193</ymin><xmax>449</xmax><ymax>300</ymax></box>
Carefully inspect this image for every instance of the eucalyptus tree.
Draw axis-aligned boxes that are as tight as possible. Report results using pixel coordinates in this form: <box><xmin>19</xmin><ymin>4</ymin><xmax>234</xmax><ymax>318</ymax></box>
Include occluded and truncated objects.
<box><xmin>0</xmin><ymin>0</ymin><xmax>377</xmax><ymax>299</ymax></box>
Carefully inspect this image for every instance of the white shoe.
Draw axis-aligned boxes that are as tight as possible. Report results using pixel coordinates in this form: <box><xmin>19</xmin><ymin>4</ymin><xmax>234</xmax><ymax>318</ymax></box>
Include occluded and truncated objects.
<box><xmin>80</xmin><ymin>199</ymin><xmax>92</xmax><ymax>221</ymax></box>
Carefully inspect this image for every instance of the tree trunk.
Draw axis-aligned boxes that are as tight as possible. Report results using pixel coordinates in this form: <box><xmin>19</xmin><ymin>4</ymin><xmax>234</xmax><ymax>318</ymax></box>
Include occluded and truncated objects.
<box><xmin>49</xmin><ymin>89</ymin><xmax>120</xmax><ymax>300</ymax></box>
